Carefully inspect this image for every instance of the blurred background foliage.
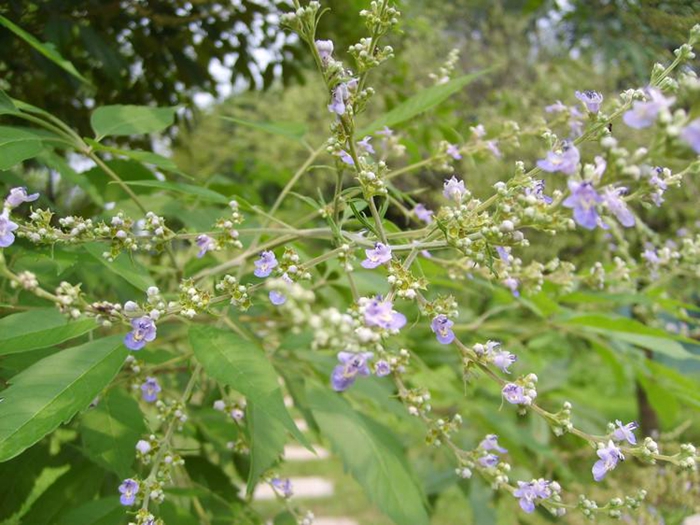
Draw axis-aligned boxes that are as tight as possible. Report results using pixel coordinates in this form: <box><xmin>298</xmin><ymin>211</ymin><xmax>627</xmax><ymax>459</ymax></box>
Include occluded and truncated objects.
<box><xmin>1</xmin><ymin>1</ymin><xmax>700</xmax><ymax>524</ymax></box>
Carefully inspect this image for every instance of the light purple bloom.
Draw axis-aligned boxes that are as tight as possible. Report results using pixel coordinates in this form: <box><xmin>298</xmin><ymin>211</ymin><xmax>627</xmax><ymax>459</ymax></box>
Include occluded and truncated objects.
<box><xmin>649</xmin><ymin>167</ymin><xmax>667</xmax><ymax>206</ymax></box>
<box><xmin>562</xmin><ymin>180</ymin><xmax>602</xmax><ymax>230</ymax></box>
<box><xmin>315</xmin><ymin>39</ymin><xmax>334</xmax><ymax>64</ymax></box>
<box><xmin>479</xmin><ymin>434</ymin><xmax>508</xmax><ymax>454</ymax></box>
<box><xmin>514</xmin><ymin>479</ymin><xmax>552</xmax><ymax>514</ymax></box>
<box><xmin>230</xmin><ymin>408</ymin><xmax>245</xmax><ymax>421</ymax></box>
<box><xmin>271</xmin><ymin>477</ymin><xmax>293</xmax><ymax>498</ymax></box>
<box><xmin>642</xmin><ymin>246</ymin><xmax>660</xmax><ymax>265</ymax></box>
<box><xmin>575</xmin><ymin>90</ymin><xmax>603</xmax><ymax>113</ymax></box>
<box><xmin>413</xmin><ymin>204</ymin><xmax>433</xmax><ymax>224</ymax></box>
<box><xmin>269</xmin><ymin>273</ymin><xmax>293</xmax><ymax>306</ymax></box>
<box><xmin>592</xmin><ymin>440</ymin><xmax>624</xmax><ymax>481</ymax></box>
<box><xmin>623</xmin><ymin>88</ymin><xmax>675</xmax><ymax>129</ymax></box>
<box><xmin>471</xmin><ymin>124</ymin><xmax>486</xmax><ymax>137</ymax></box>
<box><xmin>446</xmin><ymin>143</ymin><xmax>462</xmax><ymax>160</ymax></box>
<box><xmin>5</xmin><ymin>187</ymin><xmax>39</xmax><ymax>208</ymax></box>
<box><xmin>358</xmin><ymin>136</ymin><xmax>375</xmax><ymax>154</ymax></box>
<box><xmin>331</xmin><ymin>351</ymin><xmax>373</xmax><ymax>392</ymax></box>
<box><xmin>545</xmin><ymin>100</ymin><xmax>567</xmax><ymax>113</ymax></box>
<box><xmin>443</xmin><ymin>176</ymin><xmax>466</xmax><ymax>202</ymax></box>
<box><xmin>592</xmin><ymin>155</ymin><xmax>607</xmax><ymax>180</ymax></box>
<box><xmin>430</xmin><ymin>314</ymin><xmax>455</xmax><ymax>344</ymax></box>
<box><xmin>338</xmin><ymin>150</ymin><xmax>354</xmax><ymax>165</ymax></box>
<box><xmin>327</xmin><ymin>79</ymin><xmax>357</xmax><ymax>116</ymax></box>
<box><xmin>363</xmin><ymin>296</ymin><xmax>406</xmax><ymax>331</ymax></box>
<box><xmin>491</xmin><ymin>350</ymin><xmax>517</xmax><ymax>374</ymax></box>
<box><xmin>136</xmin><ymin>439</ymin><xmax>151</xmax><ymax>454</ymax></box>
<box><xmin>195</xmin><ymin>234</ymin><xmax>215</xmax><ymax>258</ymax></box>
<box><xmin>374</xmin><ymin>360</ymin><xmax>391</xmax><ymax>377</ymax></box>
<box><xmin>124</xmin><ymin>316</ymin><xmax>157</xmax><ymax>351</ymax></box>
<box><xmin>118</xmin><ymin>478</ymin><xmax>139</xmax><ymax>506</ymax></box>
<box><xmin>361</xmin><ymin>242</ymin><xmax>392</xmax><ymax>269</ymax></box>
<box><xmin>524</xmin><ymin>180</ymin><xmax>553</xmax><ymax>204</ymax></box>
<box><xmin>486</xmin><ymin>140</ymin><xmax>502</xmax><ymax>158</ymax></box>
<box><xmin>141</xmin><ymin>376</ymin><xmax>161</xmax><ymax>403</ymax></box>
<box><xmin>503</xmin><ymin>277</ymin><xmax>520</xmax><ymax>298</ymax></box>
<box><xmin>0</xmin><ymin>213</ymin><xmax>18</xmax><ymax>248</ymax></box>
<box><xmin>495</xmin><ymin>246</ymin><xmax>510</xmax><ymax>264</ymax></box>
<box><xmin>254</xmin><ymin>251</ymin><xmax>278</xmax><ymax>278</ymax></box>
<box><xmin>478</xmin><ymin>454</ymin><xmax>499</xmax><ymax>468</ymax></box>
<box><xmin>536</xmin><ymin>141</ymin><xmax>580</xmax><ymax>175</ymax></box>
<box><xmin>680</xmin><ymin>118</ymin><xmax>700</xmax><ymax>153</ymax></box>
<box><xmin>612</xmin><ymin>420</ymin><xmax>638</xmax><ymax>445</ymax></box>
<box><xmin>376</xmin><ymin>126</ymin><xmax>393</xmax><ymax>137</ymax></box>
<box><xmin>502</xmin><ymin>383</ymin><xmax>527</xmax><ymax>405</ymax></box>
<box><xmin>602</xmin><ymin>187</ymin><xmax>635</xmax><ymax>227</ymax></box>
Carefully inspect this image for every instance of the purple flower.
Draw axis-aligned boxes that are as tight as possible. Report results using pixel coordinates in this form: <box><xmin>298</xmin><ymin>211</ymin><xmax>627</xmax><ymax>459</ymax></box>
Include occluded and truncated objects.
<box><xmin>413</xmin><ymin>204</ymin><xmax>433</xmax><ymax>224</ymax></box>
<box><xmin>478</xmin><ymin>454</ymin><xmax>499</xmax><ymax>468</ymax></box>
<box><xmin>513</xmin><ymin>479</ymin><xmax>553</xmax><ymax>514</ymax></box>
<box><xmin>503</xmin><ymin>277</ymin><xmax>520</xmax><ymax>298</ymax></box>
<box><xmin>331</xmin><ymin>351</ymin><xmax>373</xmax><ymax>391</ymax></box>
<box><xmin>124</xmin><ymin>316</ymin><xmax>157</xmax><ymax>351</ymax></box>
<box><xmin>479</xmin><ymin>434</ymin><xmax>508</xmax><ymax>454</ymax></box>
<box><xmin>254</xmin><ymin>251</ymin><xmax>278</xmax><ymax>278</ymax></box>
<box><xmin>338</xmin><ymin>150</ymin><xmax>354</xmax><ymax>165</ymax></box>
<box><xmin>5</xmin><ymin>187</ymin><xmax>39</xmax><ymax>208</ymax></box>
<box><xmin>491</xmin><ymin>350</ymin><xmax>517</xmax><ymax>374</ymax></box>
<box><xmin>471</xmin><ymin>124</ymin><xmax>486</xmax><ymax>137</ymax></box>
<box><xmin>136</xmin><ymin>439</ymin><xmax>152</xmax><ymax>454</ymax></box>
<box><xmin>230</xmin><ymin>408</ymin><xmax>245</xmax><ymax>421</ymax></box>
<box><xmin>271</xmin><ymin>477</ymin><xmax>293</xmax><ymax>498</ymax></box>
<box><xmin>502</xmin><ymin>383</ymin><xmax>527</xmax><ymax>405</ymax></box>
<box><xmin>524</xmin><ymin>180</ymin><xmax>553</xmax><ymax>204</ymax></box>
<box><xmin>575</xmin><ymin>90</ymin><xmax>604</xmax><ymax>113</ymax></box>
<box><xmin>363</xmin><ymin>296</ymin><xmax>406</xmax><ymax>331</ymax></box>
<box><xmin>269</xmin><ymin>273</ymin><xmax>293</xmax><ymax>306</ymax></box>
<box><xmin>374</xmin><ymin>360</ymin><xmax>391</xmax><ymax>377</ymax></box>
<box><xmin>361</xmin><ymin>242</ymin><xmax>392</xmax><ymax>269</ymax></box>
<box><xmin>486</xmin><ymin>140</ymin><xmax>502</xmax><ymax>158</ymax></box>
<box><xmin>545</xmin><ymin>100</ymin><xmax>567</xmax><ymax>113</ymax></box>
<box><xmin>649</xmin><ymin>167</ymin><xmax>667</xmax><ymax>206</ymax></box>
<box><xmin>141</xmin><ymin>376</ymin><xmax>161</xmax><ymax>402</ymax></box>
<box><xmin>536</xmin><ymin>141</ymin><xmax>580</xmax><ymax>175</ymax></box>
<box><xmin>315</xmin><ymin>39</ymin><xmax>334</xmax><ymax>64</ymax></box>
<box><xmin>602</xmin><ymin>187</ymin><xmax>635</xmax><ymax>227</ymax></box>
<box><xmin>358</xmin><ymin>136</ymin><xmax>375</xmax><ymax>154</ymax></box>
<box><xmin>446</xmin><ymin>143</ymin><xmax>462</xmax><ymax>160</ymax></box>
<box><xmin>430</xmin><ymin>314</ymin><xmax>455</xmax><ymax>344</ymax></box>
<box><xmin>0</xmin><ymin>213</ymin><xmax>19</xmax><ymax>248</ymax></box>
<box><xmin>195</xmin><ymin>234</ymin><xmax>215</xmax><ymax>258</ymax></box>
<box><xmin>680</xmin><ymin>118</ymin><xmax>700</xmax><ymax>153</ymax></box>
<box><xmin>327</xmin><ymin>79</ymin><xmax>357</xmax><ymax>116</ymax></box>
<box><xmin>443</xmin><ymin>176</ymin><xmax>466</xmax><ymax>202</ymax></box>
<box><xmin>592</xmin><ymin>440</ymin><xmax>624</xmax><ymax>481</ymax></box>
<box><xmin>376</xmin><ymin>126</ymin><xmax>393</xmax><ymax>137</ymax></box>
<box><xmin>642</xmin><ymin>246</ymin><xmax>660</xmax><ymax>265</ymax></box>
<box><xmin>118</xmin><ymin>478</ymin><xmax>139</xmax><ymax>506</ymax></box>
<box><xmin>562</xmin><ymin>180</ymin><xmax>602</xmax><ymax>230</ymax></box>
<box><xmin>495</xmin><ymin>246</ymin><xmax>510</xmax><ymax>264</ymax></box>
<box><xmin>623</xmin><ymin>88</ymin><xmax>674</xmax><ymax>129</ymax></box>
<box><xmin>612</xmin><ymin>420</ymin><xmax>638</xmax><ymax>445</ymax></box>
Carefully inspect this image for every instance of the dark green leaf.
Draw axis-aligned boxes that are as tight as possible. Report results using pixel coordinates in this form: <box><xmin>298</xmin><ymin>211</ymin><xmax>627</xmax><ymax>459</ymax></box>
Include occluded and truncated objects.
<box><xmin>0</xmin><ymin>335</ymin><xmax>126</xmax><ymax>461</ymax></box>
<box><xmin>0</xmin><ymin>443</ymin><xmax>50</xmax><ymax>521</ymax></box>
<box><xmin>0</xmin><ymin>125</ymin><xmax>45</xmax><ymax>169</ymax></box>
<box><xmin>83</xmin><ymin>243</ymin><xmax>156</xmax><ymax>292</ymax></box>
<box><xmin>0</xmin><ymin>308</ymin><xmax>96</xmax><ymax>356</ymax></box>
<box><xmin>90</xmin><ymin>105</ymin><xmax>178</xmax><ymax>139</ymax></box>
<box><xmin>121</xmin><ymin>180</ymin><xmax>229</xmax><ymax>204</ymax></box>
<box><xmin>55</xmin><ymin>497</ymin><xmax>125</xmax><ymax>525</ymax></box>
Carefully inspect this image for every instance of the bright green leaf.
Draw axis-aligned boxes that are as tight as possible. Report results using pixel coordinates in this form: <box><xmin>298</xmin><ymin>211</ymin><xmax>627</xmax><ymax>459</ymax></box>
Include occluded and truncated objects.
<box><xmin>90</xmin><ymin>105</ymin><xmax>178</xmax><ymax>139</ymax></box>
<box><xmin>0</xmin><ymin>125</ymin><xmax>45</xmax><ymax>169</ymax></box>
<box><xmin>0</xmin><ymin>335</ymin><xmax>126</xmax><ymax>462</ymax></box>
<box><xmin>85</xmin><ymin>139</ymin><xmax>181</xmax><ymax>174</ymax></box>
<box><xmin>308</xmin><ymin>385</ymin><xmax>430</xmax><ymax>525</ymax></box>
<box><xmin>83</xmin><ymin>243</ymin><xmax>156</xmax><ymax>292</ymax></box>
<box><xmin>220</xmin><ymin>115</ymin><xmax>307</xmax><ymax>141</ymax></box>
<box><xmin>0</xmin><ymin>308</ymin><xmax>95</xmax><ymax>356</ymax></box>
<box><xmin>0</xmin><ymin>89</ymin><xmax>18</xmax><ymax>115</ymax></box>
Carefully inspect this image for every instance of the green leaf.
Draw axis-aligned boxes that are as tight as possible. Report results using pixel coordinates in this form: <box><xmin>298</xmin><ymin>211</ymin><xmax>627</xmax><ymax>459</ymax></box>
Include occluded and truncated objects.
<box><xmin>220</xmin><ymin>115</ymin><xmax>307</xmax><ymax>141</ymax></box>
<box><xmin>85</xmin><ymin>139</ymin><xmax>181</xmax><ymax>174</ymax></box>
<box><xmin>562</xmin><ymin>314</ymin><xmax>699</xmax><ymax>360</ymax></box>
<box><xmin>0</xmin><ymin>308</ymin><xmax>96</xmax><ymax>356</ymax></box>
<box><xmin>120</xmin><ymin>180</ymin><xmax>229</xmax><ymax>204</ymax></box>
<box><xmin>0</xmin><ymin>15</ymin><xmax>91</xmax><ymax>85</ymax></box>
<box><xmin>90</xmin><ymin>105</ymin><xmax>178</xmax><ymax>139</ymax></box>
<box><xmin>358</xmin><ymin>70</ymin><xmax>491</xmax><ymax>136</ymax></box>
<box><xmin>0</xmin><ymin>125</ymin><xmax>45</xmax><ymax>169</ymax></box>
<box><xmin>0</xmin><ymin>443</ymin><xmax>50</xmax><ymax>521</ymax></box>
<box><xmin>188</xmin><ymin>326</ymin><xmax>310</xmax><ymax>492</ymax></box>
<box><xmin>80</xmin><ymin>388</ymin><xmax>147</xmax><ymax>478</ymax></box>
<box><xmin>308</xmin><ymin>385</ymin><xmax>429</xmax><ymax>525</ymax></box>
<box><xmin>55</xmin><ymin>497</ymin><xmax>125</xmax><ymax>525</ymax></box>
<box><xmin>0</xmin><ymin>335</ymin><xmax>126</xmax><ymax>462</ymax></box>
<box><xmin>0</xmin><ymin>89</ymin><xmax>18</xmax><ymax>115</ymax></box>
<box><xmin>40</xmin><ymin>151</ymin><xmax>104</xmax><ymax>206</ymax></box>
<box><xmin>83</xmin><ymin>243</ymin><xmax>156</xmax><ymax>292</ymax></box>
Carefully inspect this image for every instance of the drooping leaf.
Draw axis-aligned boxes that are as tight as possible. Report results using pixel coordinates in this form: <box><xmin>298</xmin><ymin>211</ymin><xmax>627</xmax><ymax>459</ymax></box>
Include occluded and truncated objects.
<box><xmin>188</xmin><ymin>326</ymin><xmax>310</xmax><ymax>492</ymax></box>
<box><xmin>0</xmin><ymin>125</ymin><xmax>45</xmax><ymax>169</ymax></box>
<box><xmin>54</xmin><ymin>497</ymin><xmax>125</xmax><ymax>525</ymax></box>
<box><xmin>83</xmin><ymin>243</ymin><xmax>156</xmax><ymax>292</ymax></box>
<box><xmin>80</xmin><ymin>388</ymin><xmax>147</xmax><ymax>478</ymax></box>
<box><xmin>0</xmin><ymin>89</ymin><xmax>18</xmax><ymax>115</ymax></box>
<box><xmin>90</xmin><ymin>105</ymin><xmax>178</xmax><ymax>140</ymax></box>
<box><xmin>121</xmin><ymin>180</ymin><xmax>229</xmax><ymax>204</ymax></box>
<box><xmin>220</xmin><ymin>115</ymin><xmax>307</xmax><ymax>141</ymax></box>
<box><xmin>0</xmin><ymin>308</ymin><xmax>96</xmax><ymax>356</ymax></box>
<box><xmin>0</xmin><ymin>14</ymin><xmax>91</xmax><ymax>85</ymax></box>
<box><xmin>358</xmin><ymin>70</ymin><xmax>491</xmax><ymax>136</ymax></box>
<box><xmin>307</xmin><ymin>385</ymin><xmax>430</xmax><ymax>525</ymax></box>
<box><xmin>0</xmin><ymin>335</ymin><xmax>126</xmax><ymax>461</ymax></box>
